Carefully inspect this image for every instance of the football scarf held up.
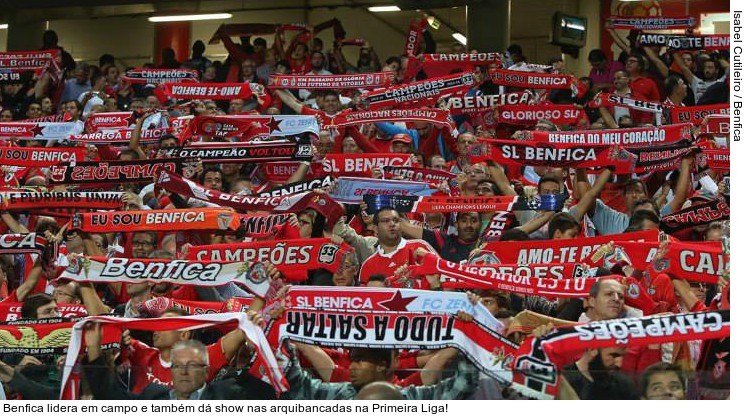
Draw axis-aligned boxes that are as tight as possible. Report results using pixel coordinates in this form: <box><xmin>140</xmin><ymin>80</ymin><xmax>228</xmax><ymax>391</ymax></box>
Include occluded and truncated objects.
<box><xmin>404</xmin><ymin>17</ymin><xmax>428</xmax><ymax>56</ymax></box>
<box><xmin>0</xmin><ymin>49</ymin><xmax>61</xmax><ymax>82</ymax></box>
<box><xmin>283</xmin><ymin>286</ymin><xmax>504</xmax><ymax>333</ymax></box>
<box><xmin>0</xmin><ymin>232</ymin><xmax>49</xmax><ymax>256</ymax></box>
<box><xmin>68</xmin><ymin>128</ymin><xmax>172</xmax><ymax>145</ymax></box>
<box><xmin>469</xmin><ymin>140</ymin><xmax>637</xmax><ymax>174</ymax></box>
<box><xmin>121</xmin><ymin>68</ymin><xmax>200</xmax><ymax>85</ymax></box>
<box><xmin>0</xmin><ymin>317</ymin><xmax>118</xmax><ymax>356</ymax></box>
<box><xmin>661</xmin><ymin>197</ymin><xmax>730</xmax><ymax>233</ymax></box>
<box><xmin>382</xmin><ymin>165</ymin><xmax>457</xmax><ymax>185</ymax></box>
<box><xmin>329</xmin><ymin>176</ymin><xmax>438</xmax><ymax>204</ymax></box>
<box><xmin>258</xmin><ymin>175</ymin><xmax>334</xmax><ymax>197</ymax></box>
<box><xmin>185</xmin><ymin>239</ymin><xmax>352</xmax><ymax>281</ymax></box>
<box><xmin>510</xmin><ymin>310</ymin><xmax>729</xmax><ymax>400</ymax></box>
<box><xmin>59</xmin><ymin>255</ymin><xmax>272</xmax><ymax>297</ymax></box>
<box><xmin>71</xmin><ymin>208</ymin><xmax>240</xmax><ymax>233</ymax></box>
<box><xmin>671</xmin><ymin>104</ymin><xmax>730</xmax><ymax>125</ymax></box>
<box><xmin>164</xmin><ymin>140</ymin><xmax>313</xmax><ymax>163</ymax></box>
<box><xmin>629</xmin><ymin>141</ymin><xmax>695</xmax><ymax>173</ymax></box>
<box><xmin>521</xmin><ymin>123</ymin><xmax>693</xmax><ymax>147</ymax></box>
<box><xmin>362</xmin><ymin>194</ymin><xmax>566</xmax><ymax>214</ymax></box>
<box><xmin>268</xmin><ymin>72</ymin><xmax>395</xmax><ymax>90</ymax></box>
<box><xmin>60</xmin><ymin>313</ymin><xmax>288</xmax><ymax>399</ymax></box>
<box><xmin>238</xmin><ymin>214</ymin><xmax>292</xmax><ymax>238</ymax></box>
<box><xmin>159</xmin><ymin>82</ymin><xmax>261</xmax><ymax>100</ymax></box>
<box><xmin>647</xmin><ymin>241</ymin><xmax>728</xmax><ymax>284</ymax></box>
<box><xmin>0</xmin><ymin>304</ymin><xmax>87</xmax><ymax>322</ymax></box>
<box><xmin>47</xmin><ymin>158</ymin><xmax>192</xmax><ymax>186</ymax></box>
<box><xmin>442</xmin><ymin>91</ymin><xmax>531</xmax><ymax>116</ymax></box>
<box><xmin>320</xmin><ymin>153</ymin><xmax>413</xmax><ymax>176</ymax></box>
<box><xmin>326</xmin><ymin>108</ymin><xmax>458</xmax><ymax>135</ymax></box>
<box><xmin>605</xmin><ymin>15</ymin><xmax>696</xmax><ymax>30</ymax></box>
<box><xmin>0</xmin><ymin>121</ymin><xmax>84</xmax><ymax>140</ymax></box>
<box><xmin>638</xmin><ymin>33</ymin><xmax>730</xmax><ymax>51</ymax></box>
<box><xmin>0</xmin><ymin>146</ymin><xmax>86</xmax><ymax>167</ymax></box>
<box><xmin>488</xmin><ymin>69</ymin><xmax>575</xmax><ymax>90</ymax></box>
<box><xmin>360</xmin><ymin>72</ymin><xmax>478</xmax><ymax>110</ymax></box>
<box><xmin>701</xmin><ymin>149</ymin><xmax>729</xmax><ymax>171</ymax></box>
<box><xmin>479</xmin><ymin>230</ymin><xmax>659</xmax><ymax>264</ymax></box>
<box><xmin>699</xmin><ymin>115</ymin><xmax>730</xmax><ymax>135</ymax></box>
<box><xmin>409</xmin><ymin>253</ymin><xmax>597</xmax><ymax>298</ymax></box>
<box><xmin>275</xmin><ymin>307</ymin><xmax>517</xmax><ymax>386</ymax></box>
<box><xmin>496</xmin><ymin>104</ymin><xmax>587</xmax><ymax>126</ymax></box>
<box><xmin>590</xmin><ymin>92</ymin><xmax>669</xmax><ymax>113</ymax></box>
<box><xmin>0</xmin><ymin>191</ymin><xmax>124</xmax><ymax>211</ymax></box>
<box><xmin>186</xmin><ymin>114</ymin><xmax>319</xmax><ymax>139</ymax></box>
<box><xmin>420</xmin><ymin>52</ymin><xmax>503</xmax><ymax>75</ymax></box>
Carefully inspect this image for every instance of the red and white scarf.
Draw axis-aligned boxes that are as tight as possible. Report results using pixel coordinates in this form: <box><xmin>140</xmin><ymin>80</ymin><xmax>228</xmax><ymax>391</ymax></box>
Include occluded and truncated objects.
<box><xmin>521</xmin><ymin>123</ymin><xmax>692</xmax><ymax>147</ymax></box>
<box><xmin>0</xmin><ymin>146</ymin><xmax>86</xmax><ymax>167</ymax></box>
<box><xmin>48</xmin><ymin>158</ymin><xmax>193</xmax><ymax>186</ymax></box>
<box><xmin>360</xmin><ymin>72</ymin><xmax>477</xmax><ymax>110</ymax></box>
<box><xmin>121</xmin><ymin>68</ymin><xmax>200</xmax><ymax>85</ymax></box>
<box><xmin>268</xmin><ymin>72</ymin><xmax>394</xmax><ymax>90</ymax></box>
<box><xmin>496</xmin><ymin>104</ymin><xmax>587</xmax><ymax>126</ymax></box>
<box><xmin>325</xmin><ymin>108</ymin><xmax>458</xmax><ymax>135</ymax></box>
<box><xmin>488</xmin><ymin>68</ymin><xmax>574</xmax><ymax>90</ymax></box>
<box><xmin>671</xmin><ymin>104</ymin><xmax>730</xmax><ymax>125</ymax></box>
<box><xmin>442</xmin><ymin>91</ymin><xmax>531</xmax><ymax>116</ymax></box>
<box><xmin>319</xmin><ymin>153</ymin><xmax>413</xmax><ymax>176</ymax></box>
<box><xmin>71</xmin><ymin>208</ymin><xmax>240</xmax><ymax>232</ymax></box>
<box><xmin>605</xmin><ymin>15</ymin><xmax>696</xmax><ymax>30</ymax></box>
<box><xmin>0</xmin><ymin>191</ymin><xmax>123</xmax><ymax>211</ymax></box>
<box><xmin>186</xmin><ymin>114</ymin><xmax>319</xmax><ymax>140</ymax></box>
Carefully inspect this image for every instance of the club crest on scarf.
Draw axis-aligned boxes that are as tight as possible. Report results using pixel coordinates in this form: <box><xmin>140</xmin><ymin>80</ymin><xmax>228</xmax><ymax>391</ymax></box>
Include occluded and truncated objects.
<box><xmin>318</xmin><ymin>243</ymin><xmax>341</xmax><ymax>264</ymax></box>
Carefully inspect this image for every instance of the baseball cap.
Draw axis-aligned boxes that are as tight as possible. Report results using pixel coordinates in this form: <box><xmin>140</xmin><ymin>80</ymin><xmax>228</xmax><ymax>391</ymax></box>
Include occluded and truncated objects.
<box><xmin>391</xmin><ymin>133</ymin><xmax>412</xmax><ymax>144</ymax></box>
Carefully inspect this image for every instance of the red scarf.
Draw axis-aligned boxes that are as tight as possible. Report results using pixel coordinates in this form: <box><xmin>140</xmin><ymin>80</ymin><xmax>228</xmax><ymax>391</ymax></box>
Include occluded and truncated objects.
<box><xmin>701</xmin><ymin>149</ymin><xmax>729</xmax><ymax>171</ymax></box>
<box><xmin>158</xmin><ymin>82</ymin><xmax>260</xmax><ymax>100</ymax></box>
<box><xmin>268</xmin><ymin>72</ymin><xmax>394</xmax><ymax>89</ymax></box>
<box><xmin>0</xmin><ymin>232</ymin><xmax>49</xmax><ymax>256</ymax></box>
<box><xmin>258</xmin><ymin>175</ymin><xmax>334</xmax><ymax>197</ymax></box>
<box><xmin>410</xmin><ymin>253</ymin><xmax>597</xmax><ymax>298</ymax></box>
<box><xmin>0</xmin><ymin>316</ymin><xmax>118</xmax><ymax>355</ymax></box>
<box><xmin>382</xmin><ymin>165</ymin><xmax>457</xmax><ymax>185</ymax></box>
<box><xmin>488</xmin><ymin>68</ymin><xmax>575</xmax><ymax>90</ymax></box>
<box><xmin>319</xmin><ymin>153</ymin><xmax>413</xmax><ymax>176</ymax></box>
<box><xmin>360</xmin><ymin>72</ymin><xmax>477</xmax><ymax>110</ymax></box>
<box><xmin>699</xmin><ymin>115</ymin><xmax>729</xmax><ymax>134</ymax></box>
<box><xmin>404</xmin><ymin>17</ymin><xmax>428</xmax><ymax>56</ymax></box>
<box><xmin>496</xmin><ymin>104</ymin><xmax>587</xmax><ymax>125</ymax></box>
<box><xmin>48</xmin><ymin>158</ymin><xmax>191</xmax><ymax>186</ymax></box>
<box><xmin>671</xmin><ymin>104</ymin><xmax>729</xmax><ymax>125</ymax></box>
<box><xmin>511</xmin><ymin>310</ymin><xmax>729</xmax><ymax>399</ymax></box>
<box><xmin>71</xmin><ymin>208</ymin><xmax>240</xmax><ymax>232</ymax></box>
<box><xmin>121</xmin><ymin>68</ymin><xmax>199</xmax><ymax>85</ymax></box>
<box><xmin>186</xmin><ymin>114</ymin><xmax>318</xmax><ymax>140</ymax></box>
<box><xmin>590</xmin><ymin>92</ymin><xmax>669</xmax><ymax>113</ymax></box>
<box><xmin>606</xmin><ymin>15</ymin><xmax>696</xmax><ymax>30</ymax></box>
<box><xmin>414</xmin><ymin>52</ymin><xmax>503</xmax><ymax>78</ymax></box>
<box><xmin>630</xmin><ymin>141</ymin><xmax>695</xmax><ymax>172</ymax></box>
<box><xmin>186</xmin><ymin>238</ymin><xmax>351</xmax><ymax>281</ymax></box>
<box><xmin>469</xmin><ymin>139</ymin><xmax>637</xmax><ymax>174</ymax></box>
<box><xmin>522</xmin><ymin>123</ymin><xmax>692</xmax><ymax>147</ymax></box>
<box><xmin>85</xmin><ymin>111</ymin><xmax>136</xmax><ymax>131</ymax></box>
<box><xmin>443</xmin><ymin>91</ymin><xmax>531</xmax><ymax>116</ymax></box>
<box><xmin>479</xmin><ymin>230</ymin><xmax>658</xmax><ymax>264</ymax></box>
<box><xmin>479</xmin><ymin>212</ymin><xmax>516</xmax><ymax>242</ymax></box>
<box><xmin>0</xmin><ymin>191</ymin><xmax>124</xmax><ymax>211</ymax></box>
<box><xmin>0</xmin><ymin>304</ymin><xmax>87</xmax><ymax>322</ymax></box>
<box><xmin>325</xmin><ymin>108</ymin><xmax>457</xmax><ymax>134</ymax></box>
<box><xmin>0</xmin><ymin>146</ymin><xmax>86</xmax><ymax>167</ymax></box>
<box><xmin>0</xmin><ymin>49</ymin><xmax>61</xmax><ymax>82</ymax></box>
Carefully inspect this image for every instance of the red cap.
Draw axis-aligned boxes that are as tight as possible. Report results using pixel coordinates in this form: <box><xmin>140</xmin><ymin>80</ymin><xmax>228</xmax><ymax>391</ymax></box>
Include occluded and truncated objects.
<box><xmin>391</xmin><ymin>133</ymin><xmax>412</xmax><ymax>144</ymax></box>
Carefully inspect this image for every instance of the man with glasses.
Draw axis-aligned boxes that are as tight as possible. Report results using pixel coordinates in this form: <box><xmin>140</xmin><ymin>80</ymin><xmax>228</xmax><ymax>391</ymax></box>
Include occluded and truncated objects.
<box><xmin>82</xmin><ymin>327</ymin><xmax>275</xmax><ymax>400</ymax></box>
<box><xmin>131</xmin><ymin>231</ymin><xmax>157</xmax><ymax>258</ymax></box>
<box><xmin>358</xmin><ymin>207</ymin><xmax>435</xmax><ymax>287</ymax></box>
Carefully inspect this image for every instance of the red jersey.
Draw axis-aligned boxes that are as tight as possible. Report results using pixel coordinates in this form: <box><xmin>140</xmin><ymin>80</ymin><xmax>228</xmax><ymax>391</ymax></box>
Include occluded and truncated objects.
<box><xmin>124</xmin><ymin>338</ymin><xmax>228</xmax><ymax>393</ymax></box>
<box><xmin>300</xmin><ymin>106</ymin><xmax>347</xmax><ymax>141</ymax></box>
<box><xmin>359</xmin><ymin>238</ymin><xmax>436</xmax><ymax>285</ymax></box>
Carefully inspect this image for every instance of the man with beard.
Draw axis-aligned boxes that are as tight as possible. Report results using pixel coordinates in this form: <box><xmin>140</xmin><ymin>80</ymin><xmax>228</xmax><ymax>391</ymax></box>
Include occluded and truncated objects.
<box><xmin>673</xmin><ymin>53</ymin><xmax>728</xmax><ymax>104</ymax></box>
<box><xmin>400</xmin><ymin>212</ymin><xmax>480</xmax><ymax>263</ymax></box>
<box><xmin>561</xmin><ymin>346</ymin><xmax>629</xmax><ymax>399</ymax></box>
<box><xmin>358</xmin><ymin>207</ymin><xmax>436</xmax><ymax>286</ymax></box>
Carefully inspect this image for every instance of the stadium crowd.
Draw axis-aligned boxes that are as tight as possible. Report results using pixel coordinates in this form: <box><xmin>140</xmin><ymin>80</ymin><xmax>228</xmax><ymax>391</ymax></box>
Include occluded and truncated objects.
<box><xmin>0</xmin><ymin>13</ymin><xmax>730</xmax><ymax>401</ymax></box>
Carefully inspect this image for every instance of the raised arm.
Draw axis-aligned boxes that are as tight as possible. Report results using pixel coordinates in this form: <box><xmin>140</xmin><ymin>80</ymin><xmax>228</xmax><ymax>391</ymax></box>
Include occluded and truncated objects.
<box><xmin>570</xmin><ymin>167</ymin><xmax>614</xmax><ymax>220</ymax></box>
<box><xmin>484</xmin><ymin>160</ymin><xmax>517</xmax><ymax>196</ymax></box>
<box><xmin>665</xmin><ymin>155</ymin><xmax>693</xmax><ymax>214</ymax></box>
<box><xmin>643</xmin><ymin>46</ymin><xmax>670</xmax><ymax>79</ymax></box>
<box><xmin>672</xmin><ymin>51</ymin><xmax>695</xmax><ymax>85</ymax></box>
<box><xmin>128</xmin><ymin>110</ymin><xmax>153</xmax><ymax>160</ymax></box>
<box><xmin>274</xmin><ymin>89</ymin><xmax>305</xmax><ymax>114</ymax></box>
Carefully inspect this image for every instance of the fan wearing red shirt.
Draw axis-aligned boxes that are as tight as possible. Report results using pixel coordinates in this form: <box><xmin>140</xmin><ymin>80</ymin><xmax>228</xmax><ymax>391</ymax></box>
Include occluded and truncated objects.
<box><xmin>119</xmin><ymin>308</ymin><xmax>249</xmax><ymax>393</ymax></box>
<box><xmin>626</xmin><ymin>53</ymin><xmax>660</xmax><ymax>103</ymax></box>
<box><xmin>358</xmin><ymin>208</ymin><xmax>436</xmax><ymax>287</ymax></box>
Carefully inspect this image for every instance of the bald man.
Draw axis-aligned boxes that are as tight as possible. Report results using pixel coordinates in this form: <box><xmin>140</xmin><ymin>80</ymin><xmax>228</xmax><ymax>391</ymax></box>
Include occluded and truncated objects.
<box><xmin>356</xmin><ymin>381</ymin><xmax>403</xmax><ymax>400</ymax></box>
